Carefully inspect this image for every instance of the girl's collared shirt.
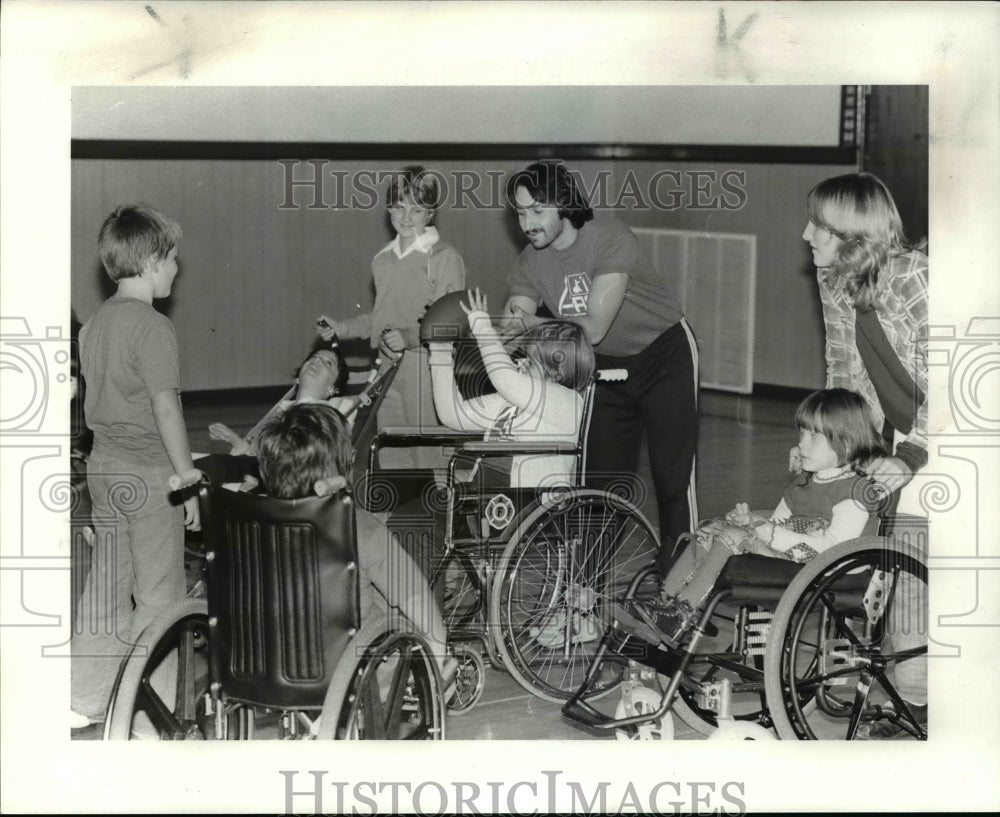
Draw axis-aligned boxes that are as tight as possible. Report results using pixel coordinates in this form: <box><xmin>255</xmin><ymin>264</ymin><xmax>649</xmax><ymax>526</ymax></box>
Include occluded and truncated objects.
<box><xmin>382</xmin><ymin>225</ymin><xmax>441</xmax><ymax>260</ymax></box>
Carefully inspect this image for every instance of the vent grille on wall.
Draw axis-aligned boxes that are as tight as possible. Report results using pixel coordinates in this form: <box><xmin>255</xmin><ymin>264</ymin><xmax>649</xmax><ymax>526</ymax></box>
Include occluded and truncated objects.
<box><xmin>633</xmin><ymin>227</ymin><xmax>756</xmax><ymax>393</ymax></box>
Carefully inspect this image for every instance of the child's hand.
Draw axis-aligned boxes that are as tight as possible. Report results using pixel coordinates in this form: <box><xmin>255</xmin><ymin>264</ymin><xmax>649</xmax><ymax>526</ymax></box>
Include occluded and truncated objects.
<box><xmin>460</xmin><ymin>287</ymin><xmax>489</xmax><ymax>317</ymax></box>
<box><xmin>168</xmin><ymin>468</ymin><xmax>204</xmax><ymax>492</ymax></box>
<box><xmin>460</xmin><ymin>288</ymin><xmax>500</xmax><ymax>339</ymax></box>
<box><xmin>208</xmin><ymin>422</ymin><xmax>240</xmax><ymax>444</ymax></box>
<box><xmin>381</xmin><ymin>328</ymin><xmax>406</xmax><ymax>353</ymax></box>
<box><xmin>316</xmin><ymin>315</ymin><xmax>343</xmax><ymax>342</ymax></box>
<box><xmin>182</xmin><ymin>495</ymin><xmax>201</xmax><ymax>531</ymax></box>
<box><xmin>788</xmin><ymin>445</ymin><xmax>803</xmax><ymax>474</ymax></box>
<box><xmin>725</xmin><ymin>502</ymin><xmax>752</xmax><ymax>525</ymax></box>
<box><xmin>209</xmin><ymin>422</ymin><xmax>248</xmax><ymax>455</ymax></box>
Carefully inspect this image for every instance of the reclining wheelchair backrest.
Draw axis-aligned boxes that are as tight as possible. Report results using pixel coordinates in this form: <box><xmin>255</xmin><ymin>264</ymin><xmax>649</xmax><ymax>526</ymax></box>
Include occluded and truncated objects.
<box><xmin>198</xmin><ymin>485</ymin><xmax>361</xmax><ymax>710</ymax></box>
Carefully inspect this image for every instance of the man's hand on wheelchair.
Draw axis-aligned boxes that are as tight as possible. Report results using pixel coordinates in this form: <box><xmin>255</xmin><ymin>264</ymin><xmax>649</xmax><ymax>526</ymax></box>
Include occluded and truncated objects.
<box><xmin>499</xmin><ymin>303</ymin><xmax>545</xmax><ymax>339</ymax></box>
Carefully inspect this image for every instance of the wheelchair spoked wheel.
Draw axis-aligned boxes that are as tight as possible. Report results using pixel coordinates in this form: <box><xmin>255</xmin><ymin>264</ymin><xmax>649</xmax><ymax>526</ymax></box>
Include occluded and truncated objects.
<box><xmin>446</xmin><ymin>645</ymin><xmax>486</xmax><ymax>715</ymax></box>
<box><xmin>439</xmin><ymin>549</ymin><xmax>485</xmax><ymax>640</ymax></box>
<box><xmin>318</xmin><ymin>613</ymin><xmax>446</xmax><ymax>740</ymax></box>
<box><xmin>764</xmin><ymin>537</ymin><xmax>928</xmax><ymax>740</ymax></box>
<box><xmin>490</xmin><ymin>489</ymin><xmax>661</xmax><ymax>703</ymax></box>
<box><xmin>104</xmin><ymin>599</ymin><xmax>210</xmax><ymax>740</ymax></box>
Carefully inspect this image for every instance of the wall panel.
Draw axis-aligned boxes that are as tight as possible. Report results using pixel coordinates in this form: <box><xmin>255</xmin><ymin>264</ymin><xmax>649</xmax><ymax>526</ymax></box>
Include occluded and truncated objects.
<box><xmin>72</xmin><ymin>157</ymin><xmax>853</xmax><ymax>392</ymax></box>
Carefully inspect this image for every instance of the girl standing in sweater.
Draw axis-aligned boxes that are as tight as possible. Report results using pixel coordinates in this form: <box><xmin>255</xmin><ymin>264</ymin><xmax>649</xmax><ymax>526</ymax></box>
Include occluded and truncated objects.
<box><xmin>318</xmin><ymin>166</ymin><xmax>466</xmax><ymax>468</ymax></box>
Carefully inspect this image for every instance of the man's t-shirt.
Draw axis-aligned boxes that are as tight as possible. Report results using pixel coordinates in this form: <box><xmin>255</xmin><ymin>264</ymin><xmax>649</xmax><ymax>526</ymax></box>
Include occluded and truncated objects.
<box><xmin>81</xmin><ymin>295</ymin><xmax>181</xmax><ymax>465</ymax></box>
<box><xmin>506</xmin><ymin>218</ymin><xmax>684</xmax><ymax>357</ymax></box>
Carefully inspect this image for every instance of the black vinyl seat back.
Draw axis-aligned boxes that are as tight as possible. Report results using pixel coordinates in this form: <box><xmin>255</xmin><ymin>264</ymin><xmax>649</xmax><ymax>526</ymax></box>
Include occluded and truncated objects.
<box><xmin>199</xmin><ymin>485</ymin><xmax>361</xmax><ymax>709</ymax></box>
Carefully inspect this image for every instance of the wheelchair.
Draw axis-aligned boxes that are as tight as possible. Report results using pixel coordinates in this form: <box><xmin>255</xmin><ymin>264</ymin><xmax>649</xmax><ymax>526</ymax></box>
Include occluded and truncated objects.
<box><xmin>561</xmin><ymin>511</ymin><xmax>928</xmax><ymax>740</ymax></box>
<box><xmin>102</xmin><ymin>358</ymin><xmax>448</xmax><ymax>740</ymax></box>
<box><xmin>361</xmin><ymin>354</ymin><xmax>664</xmax><ymax>710</ymax></box>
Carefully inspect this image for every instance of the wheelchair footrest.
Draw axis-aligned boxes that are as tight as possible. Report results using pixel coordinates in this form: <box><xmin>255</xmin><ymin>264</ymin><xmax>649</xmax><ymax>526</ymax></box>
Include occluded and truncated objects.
<box><xmin>561</xmin><ymin>696</ymin><xmax>622</xmax><ymax>732</ymax></box>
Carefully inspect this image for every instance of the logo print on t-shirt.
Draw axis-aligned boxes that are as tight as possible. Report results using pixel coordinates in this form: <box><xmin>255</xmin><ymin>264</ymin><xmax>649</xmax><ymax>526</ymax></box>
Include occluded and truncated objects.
<box><xmin>559</xmin><ymin>273</ymin><xmax>591</xmax><ymax>316</ymax></box>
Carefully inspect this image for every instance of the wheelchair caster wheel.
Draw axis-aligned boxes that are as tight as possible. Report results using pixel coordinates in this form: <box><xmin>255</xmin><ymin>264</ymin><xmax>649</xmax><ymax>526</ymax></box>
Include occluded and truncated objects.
<box><xmin>446</xmin><ymin>647</ymin><xmax>485</xmax><ymax>715</ymax></box>
<box><xmin>614</xmin><ymin>684</ymin><xmax>674</xmax><ymax>741</ymax></box>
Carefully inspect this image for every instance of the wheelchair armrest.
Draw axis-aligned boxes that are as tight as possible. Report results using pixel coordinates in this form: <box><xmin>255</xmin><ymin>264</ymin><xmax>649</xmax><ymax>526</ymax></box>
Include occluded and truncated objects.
<box><xmin>717</xmin><ymin>554</ymin><xmax>802</xmax><ymax>589</ymax></box>
<box><xmin>376</xmin><ymin>426</ymin><xmax>483</xmax><ymax>446</ymax></box>
<box><xmin>460</xmin><ymin>440</ymin><xmax>579</xmax><ymax>455</ymax></box>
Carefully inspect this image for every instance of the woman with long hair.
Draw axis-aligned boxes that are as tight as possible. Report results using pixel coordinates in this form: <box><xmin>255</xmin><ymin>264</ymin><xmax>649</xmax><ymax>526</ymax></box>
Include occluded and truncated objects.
<box><xmin>802</xmin><ymin>171</ymin><xmax>928</xmax><ymax>497</ymax></box>
<box><xmin>802</xmin><ymin>171</ymin><xmax>928</xmax><ymax>738</ymax></box>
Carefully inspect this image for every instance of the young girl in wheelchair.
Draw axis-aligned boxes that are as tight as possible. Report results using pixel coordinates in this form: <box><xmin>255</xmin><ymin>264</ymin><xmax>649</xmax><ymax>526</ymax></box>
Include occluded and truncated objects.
<box><xmin>195</xmin><ymin>338</ymin><xmax>358</xmax><ymax>490</ymax></box>
<box><xmin>426</xmin><ymin>287</ymin><xmax>595</xmax><ymax>490</ymax></box>
<box><xmin>623</xmin><ymin>387</ymin><xmax>888</xmax><ymax>647</ymax></box>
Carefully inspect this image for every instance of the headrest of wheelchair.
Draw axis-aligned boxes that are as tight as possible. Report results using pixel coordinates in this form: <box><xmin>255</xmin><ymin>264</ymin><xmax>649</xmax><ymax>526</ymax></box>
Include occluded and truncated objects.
<box><xmin>420</xmin><ymin>290</ymin><xmax>470</xmax><ymax>344</ymax></box>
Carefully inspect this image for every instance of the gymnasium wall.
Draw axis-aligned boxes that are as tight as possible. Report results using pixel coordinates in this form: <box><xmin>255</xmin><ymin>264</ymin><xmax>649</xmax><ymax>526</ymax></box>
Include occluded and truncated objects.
<box><xmin>70</xmin><ymin>87</ymin><xmax>858</xmax><ymax>391</ymax></box>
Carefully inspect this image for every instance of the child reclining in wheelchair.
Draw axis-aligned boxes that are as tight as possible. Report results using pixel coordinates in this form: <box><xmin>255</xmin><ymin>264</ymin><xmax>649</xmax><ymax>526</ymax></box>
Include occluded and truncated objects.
<box><xmin>623</xmin><ymin>388</ymin><xmax>887</xmax><ymax>647</ymax></box>
<box><xmin>195</xmin><ymin>338</ymin><xmax>359</xmax><ymax>491</ymax></box>
<box><xmin>426</xmin><ymin>287</ymin><xmax>595</xmax><ymax>490</ymax></box>
<box><xmin>254</xmin><ymin>402</ymin><xmax>453</xmax><ymax>679</ymax></box>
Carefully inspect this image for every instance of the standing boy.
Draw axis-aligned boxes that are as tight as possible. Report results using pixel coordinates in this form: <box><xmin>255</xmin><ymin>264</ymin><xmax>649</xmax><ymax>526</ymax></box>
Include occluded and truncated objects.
<box><xmin>71</xmin><ymin>204</ymin><xmax>200</xmax><ymax>728</ymax></box>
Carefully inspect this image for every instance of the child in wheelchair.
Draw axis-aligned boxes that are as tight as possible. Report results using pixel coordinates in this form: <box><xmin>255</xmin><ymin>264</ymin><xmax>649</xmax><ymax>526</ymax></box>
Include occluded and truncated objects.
<box><xmin>253</xmin><ymin>401</ymin><xmax>455</xmax><ymax>684</ymax></box>
<box><xmin>622</xmin><ymin>388</ymin><xmax>888</xmax><ymax>647</ymax></box>
<box><xmin>426</xmin><ymin>287</ymin><xmax>595</xmax><ymax>490</ymax></box>
<box><xmin>195</xmin><ymin>338</ymin><xmax>359</xmax><ymax>491</ymax></box>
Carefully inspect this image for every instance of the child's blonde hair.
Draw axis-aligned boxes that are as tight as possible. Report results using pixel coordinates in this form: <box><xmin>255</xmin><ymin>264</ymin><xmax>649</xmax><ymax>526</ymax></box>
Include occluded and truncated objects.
<box><xmin>517</xmin><ymin>321</ymin><xmax>595</xmax><ymax>393</ymax></box>
<box><xmin>795</xmin><ymin>388</ymin><xmax>888</xmax><ymax>472</ymax></box>
<box><xmin>98</xmin><ymin>203</ymin><xmax>182</xmax><ymax>282</ymax></box>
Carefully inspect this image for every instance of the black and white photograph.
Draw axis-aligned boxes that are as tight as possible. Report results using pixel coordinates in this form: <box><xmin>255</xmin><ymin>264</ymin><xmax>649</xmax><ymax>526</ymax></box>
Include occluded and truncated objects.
<box><xmin>1</xmin><ymin>2</ymin><xmax>998</xmax><ymax>814</ymax></box>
